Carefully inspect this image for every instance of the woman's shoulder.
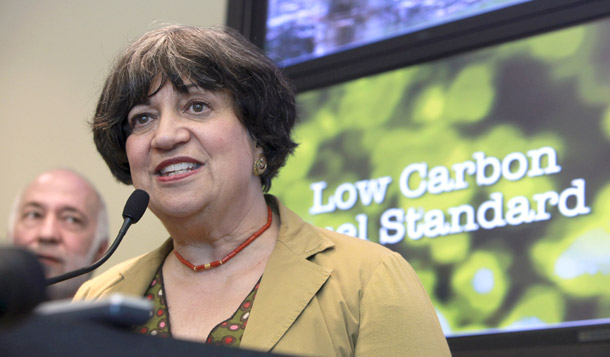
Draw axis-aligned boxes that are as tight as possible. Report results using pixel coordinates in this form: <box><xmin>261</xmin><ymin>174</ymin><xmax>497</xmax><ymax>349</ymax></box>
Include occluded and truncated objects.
<box><xmin>74</xmin><ymin>239</ymin><xmax>172</xmax><ymax>300</ymax></box>
<box><xmin>313</xmin><ymin>224</ymin><xmax>398</xmax><ymax>261</ymax></box>
<box><xmin>275</xmin><ymin>197</ymin><xmax>385</xmax><ymax>245</ymax></box>
<box><xmin>273</xmin><ymin>195</ymin><xmax>404</xmax><ymax>268</ymax></box>
<box><xmin>310</xmin><ymin>225</ymin><xmax>411</xmax><ymax>281</ymax></box>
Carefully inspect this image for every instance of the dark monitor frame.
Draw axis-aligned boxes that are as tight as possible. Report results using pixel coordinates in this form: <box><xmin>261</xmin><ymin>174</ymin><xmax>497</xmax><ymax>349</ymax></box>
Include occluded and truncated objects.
<box><xmin>227</xmin><ymin>0</ymin><xmax>610</xmax><ymax>93</ymax></box>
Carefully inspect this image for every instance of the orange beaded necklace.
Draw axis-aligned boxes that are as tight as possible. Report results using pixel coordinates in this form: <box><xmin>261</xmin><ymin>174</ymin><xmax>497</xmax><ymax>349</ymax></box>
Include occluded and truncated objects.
<box><xmin>173</xmin><ymin>205</ymin><xmax>273</xmax><ymax>271</ymax></box>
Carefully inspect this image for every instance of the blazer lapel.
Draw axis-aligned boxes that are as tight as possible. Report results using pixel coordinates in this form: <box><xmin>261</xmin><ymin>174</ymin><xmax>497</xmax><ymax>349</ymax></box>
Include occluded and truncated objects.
<box><xmin>240</xmin><ymin>240</ymin><xmax>331</xmax><ymax>352</ymax></box>
<box><xmin>241</xmin><ymin>198</ymin><xmax>334</xmax><ymax>352</ymax></box>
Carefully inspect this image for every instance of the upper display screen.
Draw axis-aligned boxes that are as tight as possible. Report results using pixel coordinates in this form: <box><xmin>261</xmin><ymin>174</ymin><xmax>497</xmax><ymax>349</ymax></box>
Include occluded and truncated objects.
<box><xmin>265</xmin><ymin>0</ymin><xmax>531</xmax><ymax>67</ymax></box>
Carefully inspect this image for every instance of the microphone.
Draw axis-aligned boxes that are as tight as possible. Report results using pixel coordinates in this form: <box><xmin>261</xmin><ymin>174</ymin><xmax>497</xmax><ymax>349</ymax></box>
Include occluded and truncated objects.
<box><xmin>0</xmin><ymin>246</ymin><xmax>47</xmax><ymax>325</ymax></box>
<box><xmin>46</xmin><ymin>189</ymin><xmax>149</xmax><ymax>285</ymax></box>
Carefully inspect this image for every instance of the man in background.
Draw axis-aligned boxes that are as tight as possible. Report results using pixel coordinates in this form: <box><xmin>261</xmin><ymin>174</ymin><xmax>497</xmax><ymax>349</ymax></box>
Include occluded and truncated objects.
<box><xmin>8</xmin><ymin>169</ymin><xmax>109</xmax><ymax>300</ymax></box>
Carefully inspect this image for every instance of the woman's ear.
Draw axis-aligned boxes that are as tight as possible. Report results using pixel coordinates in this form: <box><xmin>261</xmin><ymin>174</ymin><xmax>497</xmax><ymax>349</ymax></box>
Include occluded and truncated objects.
<box><xmin>253</xmin><ymin>142</ymin><xmax>264</xmax><ymax>157</ymax></box>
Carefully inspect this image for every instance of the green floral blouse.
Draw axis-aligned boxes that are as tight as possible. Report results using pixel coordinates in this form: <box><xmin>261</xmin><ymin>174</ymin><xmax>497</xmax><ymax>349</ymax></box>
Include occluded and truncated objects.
<box><xmin>133</xmin><ymin>267</ymin><xmax>260</xmax><ymax>347</ymax></box>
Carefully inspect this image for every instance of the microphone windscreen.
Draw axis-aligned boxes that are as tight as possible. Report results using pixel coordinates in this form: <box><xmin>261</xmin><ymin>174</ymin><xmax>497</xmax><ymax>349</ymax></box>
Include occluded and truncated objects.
<box><xmin>0</xmin><ymin>246</ymin><xmax>47</xmax><ymax>325</ymax></box>
<box><xmin>122</xmin><ymin>189</ymin><xmax>149</xmax><ymax>223</ymax></box>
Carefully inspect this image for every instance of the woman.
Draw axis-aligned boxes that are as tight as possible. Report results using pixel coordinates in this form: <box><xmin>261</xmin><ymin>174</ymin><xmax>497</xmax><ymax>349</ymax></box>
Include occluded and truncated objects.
<box><xmin>75</xmin><ymin>25</ymin><xmax>451</xmax><ymax>356</ymax></box>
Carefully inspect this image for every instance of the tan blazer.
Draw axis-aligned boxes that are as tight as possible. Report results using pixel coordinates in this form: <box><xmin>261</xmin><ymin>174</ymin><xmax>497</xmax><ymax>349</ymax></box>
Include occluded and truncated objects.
<box><xmin>75</xmin><ymin>197</ymin><xmax>450</xmax><ymax>356</ymax></box>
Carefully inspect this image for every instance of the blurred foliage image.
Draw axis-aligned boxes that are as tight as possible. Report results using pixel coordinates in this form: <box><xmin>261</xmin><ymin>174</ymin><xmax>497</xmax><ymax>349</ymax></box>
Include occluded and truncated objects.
<box><xmin>270</xmin><ymin>17</ymin><xmax>610</xmax><ymax>336</ymax></box>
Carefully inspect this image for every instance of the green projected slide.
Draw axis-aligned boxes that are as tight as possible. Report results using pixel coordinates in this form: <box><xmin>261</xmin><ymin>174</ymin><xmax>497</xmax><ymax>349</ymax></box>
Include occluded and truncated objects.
<box><xmin>271</xmin><ymin>16</ymin><xmax>610</xmax><ymax>336</ymax></box>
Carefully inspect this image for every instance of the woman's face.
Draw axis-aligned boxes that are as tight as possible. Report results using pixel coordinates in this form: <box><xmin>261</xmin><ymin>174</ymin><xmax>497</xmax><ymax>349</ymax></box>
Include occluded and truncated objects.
<box><xmin>125</xmin><ymin>80</ymin><xmax>261</xmax><ymax>220</ymax></box>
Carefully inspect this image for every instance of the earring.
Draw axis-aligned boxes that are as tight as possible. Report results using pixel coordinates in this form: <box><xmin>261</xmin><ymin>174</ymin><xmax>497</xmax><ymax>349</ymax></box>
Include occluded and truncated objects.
<box><xmin>253</xmin><ymin>156</ymin><xmax>267</xmax><ymax>176</ymax></box>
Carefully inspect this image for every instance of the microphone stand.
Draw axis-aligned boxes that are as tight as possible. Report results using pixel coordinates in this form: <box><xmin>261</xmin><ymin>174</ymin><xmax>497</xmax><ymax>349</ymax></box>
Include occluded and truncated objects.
<box><xmin>46</xmin><ymin>189</ymin><xmax>149</xmax><ymax>286</ymax></box>
<box><xmin>45</xmin><ymin>217</ymin><xmax>135</xmax><ymax>285</ymax></box>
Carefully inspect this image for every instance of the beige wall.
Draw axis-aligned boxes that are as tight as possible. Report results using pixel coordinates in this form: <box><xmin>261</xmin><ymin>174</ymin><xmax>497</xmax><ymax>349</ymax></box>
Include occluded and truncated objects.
<box><xmin>0</xmin><ymin>0</ymin><xmax>228</xmax><ymax>274</ymax></box>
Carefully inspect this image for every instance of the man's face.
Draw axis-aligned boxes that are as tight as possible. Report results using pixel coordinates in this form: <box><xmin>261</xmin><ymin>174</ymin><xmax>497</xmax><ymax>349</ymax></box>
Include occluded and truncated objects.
<box><xmin>11</xmin><ymin>171</ymin><xmax>100</xmax><ymax>279</ymax></box>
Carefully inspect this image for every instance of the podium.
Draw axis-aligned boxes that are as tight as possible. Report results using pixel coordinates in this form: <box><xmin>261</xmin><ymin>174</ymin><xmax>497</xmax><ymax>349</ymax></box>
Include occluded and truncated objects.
<box><xmin>0</xmin><ymin>314</ymin><xmax>276</xmax><ymax>356</ymax></box>
<box><xmin>448</xmin><ymin>321</ymin><xmax>610</xmax><ymax>357</ymax></box>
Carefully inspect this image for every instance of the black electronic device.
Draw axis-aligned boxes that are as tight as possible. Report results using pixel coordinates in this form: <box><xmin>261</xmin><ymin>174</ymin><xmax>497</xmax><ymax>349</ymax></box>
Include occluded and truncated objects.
<box><xmin>35</xmin><ymin>293</ymin><xmax>152</xmax><ymax>327</ymax></box>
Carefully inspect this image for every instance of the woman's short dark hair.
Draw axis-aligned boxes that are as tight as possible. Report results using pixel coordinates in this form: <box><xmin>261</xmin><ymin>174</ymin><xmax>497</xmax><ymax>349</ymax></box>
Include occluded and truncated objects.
<box><xmin>92</xmin><ymin>25</ymin><xmax>297</xmax><ymax>192</ymax></box>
